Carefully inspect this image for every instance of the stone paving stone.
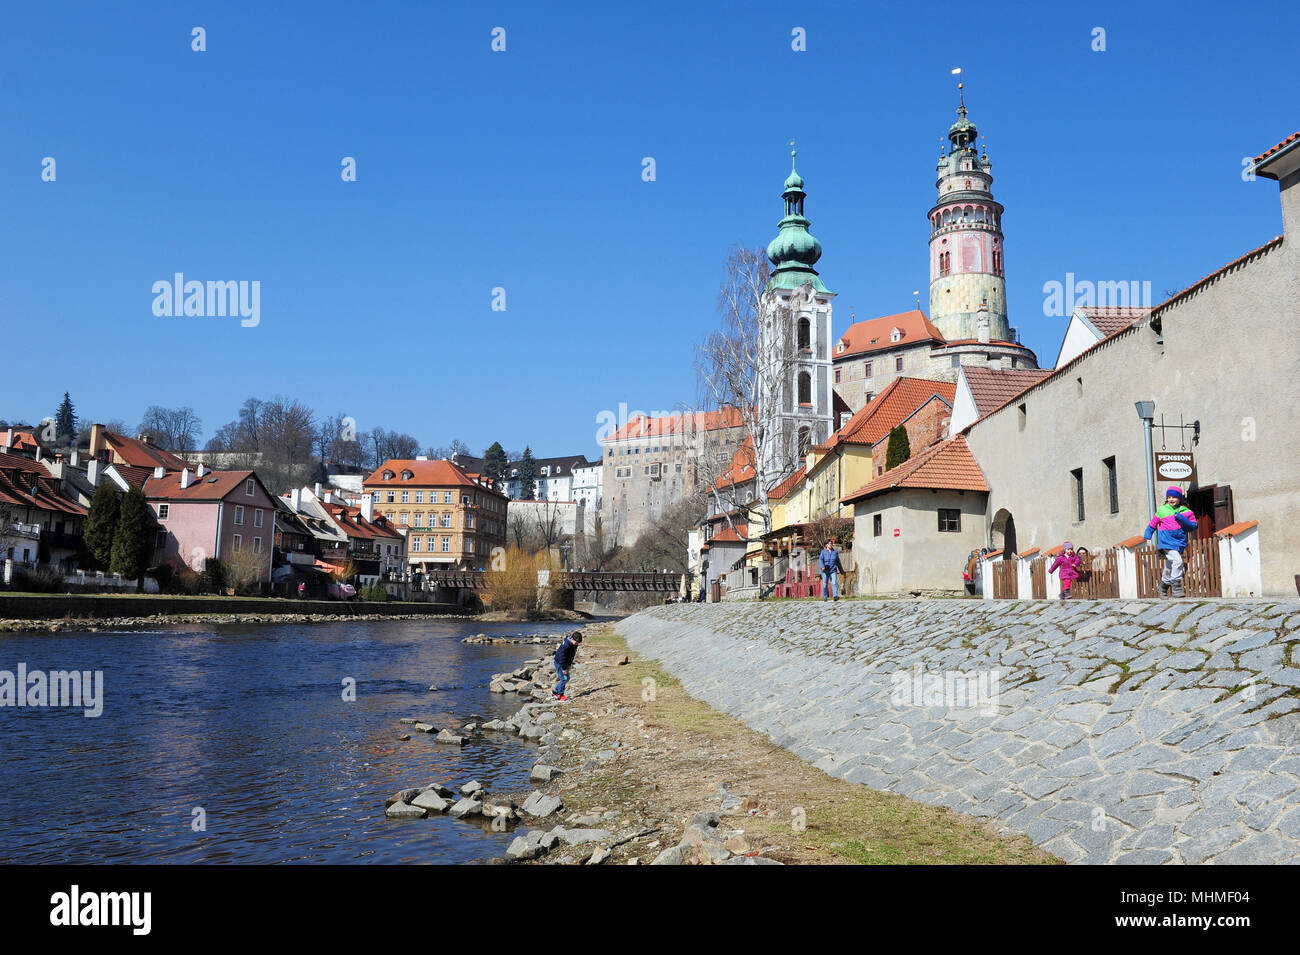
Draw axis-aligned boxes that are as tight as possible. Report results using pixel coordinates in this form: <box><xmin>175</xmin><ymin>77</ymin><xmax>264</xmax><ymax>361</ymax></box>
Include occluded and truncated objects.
<box><xmin>1102</xmin><ymin>624</ymin><xmax>1149</xmax><ymax>643</ymax></box>
<box><xmin>1134</xmin><ymin>707</ymin><xmax>1183</xmax><ymax>740</ymax></box>
<box><xmin>1116</xmin><ymin>849</ymin><xmax>1174</xmax><ymax>864</ymax></box>
<box><xmin>1161</xmin><ymin>786</ymin><xmax>1197</xmax><ymax>809</ymax></box>
<box><xmin>1177</xmin><ymin>825</ymin><xmax>1249</xmax><ymax>865</ymax></box>
<box><xmin>1026</xmin><ymin>815</ymin><xmax>1071</xmax><ymax>843</ymax></box>
<box><xmin>1119</xmin><ymin>824</ymin><xmax>1177</xmax><ymax>850</ymax></box>
<box><xmin>1240</xmin><ymin>645</ymin><xmax>1285</xmax><ymax>670</ymax></box>
<box><xmin>1127</xmin><ymin>771</ymin><xmax>1178</xmax><ymax>798</ymax></box>
<box><xmin>1214</xmin><ymin>832</ymin><xmax>1297</xmax><ymax>865</ymax></box>
<box><xmin>1094</xmin><ymin>726</ymin><xmax>1144</xmax><ymax>759</ymax></box>
<box><xmin>1276</xmin><ymin>807</ymin><xmax>1300</xmax><ymax>840</ymax></box>
<box><xmin>1040</xmin><ymin>834</ymin><xmax>1086</xmax><ymax>863</ymax></box>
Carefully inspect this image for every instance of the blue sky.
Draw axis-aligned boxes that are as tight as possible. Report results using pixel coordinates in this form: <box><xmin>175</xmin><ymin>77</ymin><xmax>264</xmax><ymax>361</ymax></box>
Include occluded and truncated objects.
<box><xmin>2</xmin><ymin>1</ymin><xmax>1294</xmax><ymax>460</ymax></box>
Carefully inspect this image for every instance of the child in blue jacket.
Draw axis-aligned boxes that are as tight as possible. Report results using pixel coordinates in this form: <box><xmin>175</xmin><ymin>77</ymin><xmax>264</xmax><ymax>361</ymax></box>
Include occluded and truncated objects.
<box><xmin>1143</xmin><ymin>487</ymin><xmax>1198</xmax><ymax>597</ymax></box>
<box><xmin>552</xmin><ymin>631</ymin><xmax>582</xmax><ymax>701</ymax></box>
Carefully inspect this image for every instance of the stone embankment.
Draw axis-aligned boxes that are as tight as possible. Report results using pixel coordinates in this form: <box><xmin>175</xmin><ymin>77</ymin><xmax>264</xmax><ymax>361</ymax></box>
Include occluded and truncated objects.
<box><xmin>618</xmin><ymin>599</ymin><xmax>1300</xmax><ymax>864</ymax></box>
<box><xmin>384</xmin><ymin>635</ymin><xmax>781</xmax><ymax>864</ymax></box>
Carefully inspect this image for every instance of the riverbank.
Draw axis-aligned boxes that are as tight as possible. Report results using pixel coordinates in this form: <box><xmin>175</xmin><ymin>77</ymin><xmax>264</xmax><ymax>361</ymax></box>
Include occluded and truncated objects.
<box><xmin>484</xmin><ymin>622</ymin><xmax>1054</xmax><ymax>864</ymax></box>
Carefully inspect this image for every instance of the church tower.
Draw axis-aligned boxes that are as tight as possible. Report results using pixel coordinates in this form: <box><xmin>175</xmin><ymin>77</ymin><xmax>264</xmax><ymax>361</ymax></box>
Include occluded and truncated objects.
<box><xmin>928</xmin><ymin>85</ymin><xmax>1010</xmax><ymax>342</ymax></box>
<box><xmin>760</xmin><ymin>150</ymin><xmax>835</xmax><ymax>472</ymax></box>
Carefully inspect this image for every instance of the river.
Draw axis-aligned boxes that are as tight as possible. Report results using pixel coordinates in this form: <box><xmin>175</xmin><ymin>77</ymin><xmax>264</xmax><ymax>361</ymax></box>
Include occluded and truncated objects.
<box><xmin>0</xmin><ymin>617</ymin><xmax>582</xmax><ymax>864</ymax></box>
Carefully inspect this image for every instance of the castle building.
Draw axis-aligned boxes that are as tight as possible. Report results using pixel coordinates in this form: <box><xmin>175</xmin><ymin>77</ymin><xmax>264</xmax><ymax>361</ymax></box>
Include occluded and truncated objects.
<box><xmin>833</xmin><ymin>87</ymin><xmax>1038</xmax><ymax>414</ymax></box>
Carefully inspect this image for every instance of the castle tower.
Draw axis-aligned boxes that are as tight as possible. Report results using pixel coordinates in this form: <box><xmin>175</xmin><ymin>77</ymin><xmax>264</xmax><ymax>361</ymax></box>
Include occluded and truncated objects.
<box><xmin>928</xmin><ymin>84</ymin><xmax>1009</xmax><ymax>342</ymax></box>
<box><xmin>760</xmin><ymin>150</ymin><xmax>835</xmax><ymax>472</ymax></box>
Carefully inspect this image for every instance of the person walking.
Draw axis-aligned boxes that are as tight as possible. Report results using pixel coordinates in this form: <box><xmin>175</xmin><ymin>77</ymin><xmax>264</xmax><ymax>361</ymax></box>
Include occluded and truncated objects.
<box><xmin>819</xmin><ymin>539</ymin><xmax>844</xmax><ymax>602</ymax></box>
<box><xmin>1144</xmin><ymin>486</ymin><xmax>1198</xmax><ymax>597</ymax></box>
<box><xmin>552</xmin><ymin>631</ymin><xmax>582</xmax><ymax>702</ymax></box>
<box><xmin>1048</xmin><ymin>542</ymin><xmax>1082</xmax><ymax>599</ymax></box>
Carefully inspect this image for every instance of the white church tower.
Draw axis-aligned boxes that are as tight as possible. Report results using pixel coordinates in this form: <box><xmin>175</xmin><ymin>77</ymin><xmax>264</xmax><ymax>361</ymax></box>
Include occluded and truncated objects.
<box><xmin>759</xmin><ymin>149</ymin><xmax>835</xmax><ymax>475</ymax></box>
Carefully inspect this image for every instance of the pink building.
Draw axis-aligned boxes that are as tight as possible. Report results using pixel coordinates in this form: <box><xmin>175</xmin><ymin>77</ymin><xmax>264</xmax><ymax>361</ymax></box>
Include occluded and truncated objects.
<box><xmin>145</xmin><ymin>467</ymin><xmax>278</xmax><ymax>580</ymax></box>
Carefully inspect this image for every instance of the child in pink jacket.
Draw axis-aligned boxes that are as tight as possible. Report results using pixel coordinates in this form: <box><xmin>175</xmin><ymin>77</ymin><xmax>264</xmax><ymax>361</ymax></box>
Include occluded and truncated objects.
<box><xmin>1048</xmin><ymin>542</ymin><xmax>1082</xmax><ymax>599</ymax></box>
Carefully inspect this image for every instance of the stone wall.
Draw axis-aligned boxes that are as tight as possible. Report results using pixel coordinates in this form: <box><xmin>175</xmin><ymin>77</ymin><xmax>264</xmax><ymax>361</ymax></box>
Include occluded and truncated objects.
<box><xmin>0</xmin><ymin>594</ymin><xmax>466</xmax><ymax>620</ymax></box>
<box><xmin>618</xmin><ymin>599</ymin><xmax>1300</xmax><ymax>864</ymax></box>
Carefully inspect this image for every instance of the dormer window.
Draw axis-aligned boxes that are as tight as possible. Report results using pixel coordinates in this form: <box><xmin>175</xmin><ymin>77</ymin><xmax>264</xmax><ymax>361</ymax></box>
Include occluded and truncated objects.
<box><xmin>382</xmin><ymin>470</ymin><xmax>394</xmax><ymax>480</ymax></box>
<box><xmin>401</xmin><ymin>470</ymin><xmax>413</xmax><ymax>480</ymax></box>
<box><xmin>890</xmin><ymin>327</ymin><xmax>903</xmax><ymax>343</ymax></box>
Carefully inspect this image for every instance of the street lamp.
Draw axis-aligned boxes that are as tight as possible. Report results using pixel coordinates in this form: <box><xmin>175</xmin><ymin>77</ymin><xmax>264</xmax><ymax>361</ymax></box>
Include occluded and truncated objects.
<box><xmin>1135</xmin><ymin>401</ymin><xmax>1156</xmax><ymax>519</ymax></box>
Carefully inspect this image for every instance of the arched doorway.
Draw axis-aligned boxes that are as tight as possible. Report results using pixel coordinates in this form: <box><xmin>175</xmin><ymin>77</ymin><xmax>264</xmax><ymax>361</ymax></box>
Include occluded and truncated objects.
<box><xmin>991</xmin><ymin>508</ymin><xmax>1017</xmax><ymax>557</ymax></box>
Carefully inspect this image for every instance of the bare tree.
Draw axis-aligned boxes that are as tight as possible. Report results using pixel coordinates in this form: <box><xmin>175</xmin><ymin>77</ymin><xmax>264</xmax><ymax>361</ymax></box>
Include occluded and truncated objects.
<box><xmin>694</xmin><ymin>245</ymin><xmax>798</xmax><ymax>543</ymax></box>
<box><xmin>137</xmin><ymin>406</ymin><xmax>203</xmax><ymax>452</ymax></box>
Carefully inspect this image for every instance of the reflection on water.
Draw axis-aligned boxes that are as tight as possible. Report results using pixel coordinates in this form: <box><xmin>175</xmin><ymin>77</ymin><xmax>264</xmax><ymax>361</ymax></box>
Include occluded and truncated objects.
<box><xmin>0</xmin><ymin>619</ymin><xmax>578</xmax><ymax>864</ymax></box>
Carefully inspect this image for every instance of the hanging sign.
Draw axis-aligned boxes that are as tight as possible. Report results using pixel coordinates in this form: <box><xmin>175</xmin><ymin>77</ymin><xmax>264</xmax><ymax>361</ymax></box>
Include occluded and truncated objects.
<box><xmin>1154</xmin><ymin>451</ymin><xmax>1196</xmax><ymax>483</ymax></box>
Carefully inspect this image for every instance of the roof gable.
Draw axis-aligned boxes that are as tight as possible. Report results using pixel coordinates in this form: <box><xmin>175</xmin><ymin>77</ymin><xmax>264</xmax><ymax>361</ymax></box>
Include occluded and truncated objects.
<box><xmin>841</xmin><ymin>436</ymin><xmax>989</xmax><ymax>504</ymax></box>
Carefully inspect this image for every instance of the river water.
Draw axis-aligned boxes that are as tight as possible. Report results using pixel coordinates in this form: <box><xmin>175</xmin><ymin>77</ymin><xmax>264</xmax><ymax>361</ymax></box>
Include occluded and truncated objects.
<box><xmin>0</xmin><ymin>618</ymin><xmax>583</xmax><ymax>864</ymax></box>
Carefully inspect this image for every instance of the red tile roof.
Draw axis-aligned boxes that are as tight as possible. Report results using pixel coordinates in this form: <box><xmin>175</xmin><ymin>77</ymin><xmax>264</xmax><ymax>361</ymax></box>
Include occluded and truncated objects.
<box><xmin>104</xmin><ymin>432</ymin><xmax>191</xmax><ymax>471</ymax></box>
<box><xmin>324</xmin><ymin>502</ymin><xmax>405</xmax><ymax>541</ymax></box>
<box><xmin>818</xmin><ymin>377</ymin><xmax>956</xmax><ymax>453</ymax></box>
<box><xmin>701</xmin><ymin>522</ymin><xmax>749</xmax><ymax>549</ymax></box>
<box><xmin>112</xmin><ymin>465</ymin><xmax>155</xmax><ymax>489</ymax></box>
<box><xmin>363</xmin><ymin>458</ymin><xmax>505</xmax><ymax>495</ymax></box>
<box><xmin>605</xmin><ymin>407</ymin><xmax>746</xmax><ymax>442</ymax></box>
<box><xmin>768</xmin><ymin>465</ymin><xmax>806</xmax><ymax>500</ymax></box>
<box><xmin>1077</xmin><ymin>306</ymin><xmax>1150</xmax><ymax>338</ymax></box>
<box><xmin>713</xmin><ymin>437</ymin><xmax>755</xmax><ymax>491</ymax></box>
<box><xmin>1215</xmin><ymin>520</ymin><xmax>1260</xmax><ymax>539</ymax></box>
<box><xmin>1254</xmin><ymin>131</ymin><xmax>1300</xmax><ymax>164</ymax></box>
<box><xmin>1</xmin><ymin>430</ymin><xmax>41</xmax><ymax>454</ymax></box>
<box><xmin>833</xmin><ymin>310</ymin><xmax>946</xmax><ymax>359</ymax></box>
<box><xmin>841</xmin><ymin>436</ymin><xmax>988</xmax><ymax>504</ymax></box>
<box><xmin>961</xmin><ymin>367</ymin><xmax>1053</xmax><ymax>417</ymax></box>
<box><xmin>0</xmin><ymin>452</ymin><xmax>88</xmax><ymax>516</ymax></box>
<box><xmin>143</xmin><ymin>469</ymin><xmax>265</xmax><ymax>502</ymax></box>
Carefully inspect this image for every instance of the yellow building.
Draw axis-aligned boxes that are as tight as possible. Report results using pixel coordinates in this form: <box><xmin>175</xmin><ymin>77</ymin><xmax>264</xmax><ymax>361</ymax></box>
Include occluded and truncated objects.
<box><xmin>363</xmin><ymin>458</ymin><xmax>508</xmax><ymax>571</ymax></box>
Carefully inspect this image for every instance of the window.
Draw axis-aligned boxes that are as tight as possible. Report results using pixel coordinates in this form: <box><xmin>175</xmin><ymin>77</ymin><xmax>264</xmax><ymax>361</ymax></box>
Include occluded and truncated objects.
<box><xmin>443</xmin><ymin>491</ymin><xmax>452</xmax><ymax>503</ymax></box>
<box><xmin>399</xmin><ymin>512</ymin><xmax>408</xmax><ymax>524</ymax></box>
<box><xmin>895</xmin><ymin>356</ymin><xmax>904</xmax><ymax>373</ymax></box>
<box><xmin>441</xmin><ymin>537</ymin><xmax>450</xmax><ymax>552</ymax></box>
<box><xmin>797</xmin><ymin>372</ymin><xmax>812</xmax><ymax>405</ymax></box>
<box><xmin>386</xmin><ymin>491</ymin><xmax>394</xmax><ymax>503</ymax></box>
<box><xmin>414</xmin><ymin>513</ymin><xmax>423</xmax><ymax>527</ymax></box>
<box><xmin>254</xmin><ymin>508</ymin><xmax>263</xmax><ymax>528</ymax></box>
<box><xmin>401</xmin><ymin>491</ymin><xmax>409</xmax><ymax>503</ymax></box>
<box><xmin>951</xmin><ymin>356</ymin><xmax>960</xmax><ymax>368</ymax></box>
<box><xmin>798</xmin><ymin>317</ymin><xmax>811</xmax><ymax>351</ymax></box>
<box><xmin>993</xmin><ymin>249</ymin><xmax>1003</xmax><ymax>276</ymax></box>
<box><xmin>938</xmin><ymin>509</ymin><xmax>961</xmax><ymax>532</ymax></box>
<box><xmin>234</xmin><ymin>505</ymin><xmax>244</xmax><ymax>525</ymax></box>
<box><xmin>676</xmin><ymin>463</ymin><xmax>682</xmax><ymax>473</ymax></box>
<box><xmin>1017</xmin><ymin>403</ymin><xmax>1027</xmax><ymax>432</ymax></box>
<box><xmin>864</xmin><ymin>361</ymin><xmax>872</xmax><ymax>378</ymax></box>
<box><xmin>155</xmin><ymin>528</ymin><xmax>167</xmax><ymax>553</ymax></box>
<box><xmin>834</xmin><ymin>367</ymin><xmax>841</xmax><ymax>383</ymax></box>
<box><xmin>233</xmin><ymin>534</ymin><xmax>242</xmax><ymax>552</ymax></box>
<box><xmin>415</xmin><ymin>491</ymin><xmax>423</xmax><ymax>503</ymax></box>
<box><xmin>1072</xmin><ymin>468</ymin><xmax>1085</xmax><ymax>521</ymax></box>
<box><xmin>253</xmin><ymin>537</ymin><xmax>262</xmax><ymax>554</ymax></box>
<box><xmin>441</xmin><ymin>513</ymin><xmax>452</xmax><ymax>528</ymax></box>
<box><xmin>1104</xmin><ymin>456</ymin><xmax>1119</xmax><ymax>514</ymax></box>
<box><xmin>1076</xmin><ymin>377</ymin><xmax>1083</xmax><ymax>398</ymax></box>
<box><xmin>465</xmin><ymin>513</ymin><xmax>474</xmax><ymax>529</ymax></box>
<box><xmin>158</xmin><ymin>504</ymin><xmax>169</xmax><ymax>520</ymax></box>
<box><xmin>245</xmin><ymin>479</ymin><xmax>255</xmax><ymax>496</ymax></box>
<box><xmin>873</xmin><ymin>514</ymin><xmax>882</xmax><ymax>537</ymax></box>
<box><xmin>412</xmin><ymin>538</ymin><xmax>421</xmax><ymax>552</ymax></box>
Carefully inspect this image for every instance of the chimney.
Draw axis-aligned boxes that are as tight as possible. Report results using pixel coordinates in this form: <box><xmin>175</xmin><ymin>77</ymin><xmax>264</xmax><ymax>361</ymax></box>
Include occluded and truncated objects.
<box><xmin>290</xmin><ymin>488</ymin><xmax>302</xmax><ymax>512</ymax></box>
<box><xmin>196</xmin><ymin>463</ymin><xmax>208</xmax><ymax>477</ymax></box>
<box><xmin>87</xmin><ymin>459</ymin><xmax>101</xmax><ymax>487</ymax></box>
<box><xmin>154</xmin><ymin>466</ymin><xmax>166</xmax><ymax>479</ymax></box>
<box><xmin>314</xmin><ymin>482</ymin><xmax>322</xmax><ymax>500</ymax></box>
<box><xmin>138</xmin><ymin>432</ymin><xmax>152</xmax><ymax>446</ymax></box>
<box><xmin>360</xmin><ymin>494</ymin><xmax>374</xmax><ymax>521</ymax></box>
<box><xmin>323</xmin><ymin>490</ymin><xmax>333</xmax><ymax>504</ymax></box>
<box><xmin>33</xmin><ymin>445</ymin><xmax>42</xmax><ymax>462</ymax></box>
<box><xmin>4</xmin><ymin>428</ymin><xmax>12</xmax><ymax>449</ymax></box>
<box><xmin>89</xmin><ymin>423</ymin><xmax>106</xmax><ymax>457</ymax></box>
<box><xmin>70</xmin><ymin>450</ymin><xmax>79</xmax><ymax>467</ymax></box>
<box><xmin>180</xmin><ymin>468</ymin><xmax>192</xmax><ymax>489</ymax></box>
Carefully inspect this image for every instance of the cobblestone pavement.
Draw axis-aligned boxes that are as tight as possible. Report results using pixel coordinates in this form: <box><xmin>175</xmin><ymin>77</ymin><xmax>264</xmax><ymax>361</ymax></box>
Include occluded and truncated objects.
<box><xmin>618</xmin><ymin>599</ymin><xmax>1300</xmax><ymax>864</ymax></box>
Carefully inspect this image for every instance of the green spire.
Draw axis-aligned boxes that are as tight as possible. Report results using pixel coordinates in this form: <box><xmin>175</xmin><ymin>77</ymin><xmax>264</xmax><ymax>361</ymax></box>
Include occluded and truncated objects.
<box><xmin>948</xmin><ymin>82</ymin><xmax>977</xmax><ymax>151</ymax></box>
<box><xmin>765</xmin><ymin>149</ymin><xmax>829</xmax><ymax>294</ymax></box>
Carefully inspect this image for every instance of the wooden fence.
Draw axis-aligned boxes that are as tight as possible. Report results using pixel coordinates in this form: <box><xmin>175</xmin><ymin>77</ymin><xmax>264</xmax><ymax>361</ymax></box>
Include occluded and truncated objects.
<box><xmin>1030</xmin><ymin>558</ymin><xmax>1046</xmax><ymax>599</ymax></box>
<box><xmin>992</xmin><ymin>558</ymin><xmax>1018</xmax><ymax>599</ymax></box>
<box><xmin>1136</xmin><ymin>538</ymin><xmax>1222</xmax><ymax>597</ymax></box>
<box><xmin>1070</xmin><ymin>548</ymin><xmax>1119</xmax><ymax>598</ymax></box>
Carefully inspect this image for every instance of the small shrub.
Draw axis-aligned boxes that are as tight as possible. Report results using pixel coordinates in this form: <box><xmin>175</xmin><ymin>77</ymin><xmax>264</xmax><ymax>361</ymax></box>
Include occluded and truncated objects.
<box><xmin>360</xmin><ymin>584</ymin><xmax>388</xmax><ymax>602</ymax></box>
<box><xmin>15</xmin><ymin>567</ymin><xmax>64</xmax><ymax>593</ymax></box>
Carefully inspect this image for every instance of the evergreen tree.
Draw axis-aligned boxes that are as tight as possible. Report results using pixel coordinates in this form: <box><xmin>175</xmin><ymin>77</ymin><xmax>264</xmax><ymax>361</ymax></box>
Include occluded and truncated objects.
<box><xmin>516</xmin><ymin>446</ymin><xmax>538</xmax><ymax>500</ymax></box>
<box><xmin>482</xmin><ymin>442</ymin><xmax>508</xmax><ymax>483</ymax></box>
<box><xmin>110</xmin><ymin>486</ymin><xmax>152</xmax><ymax>589</ymax></box>
<box><xmin>83</xmin><ymin>482</ymin><xmax>122</xmax><ymax>569</ymax></box>
<box><xmin>885</xmin><ymin>425</ymin><xmax>911</xmax><ymax>471</ymax></box>
<box><xmin>54</xmin><ymin>392</ymin><xmax>77</xmax><ymax>446</ymax></box>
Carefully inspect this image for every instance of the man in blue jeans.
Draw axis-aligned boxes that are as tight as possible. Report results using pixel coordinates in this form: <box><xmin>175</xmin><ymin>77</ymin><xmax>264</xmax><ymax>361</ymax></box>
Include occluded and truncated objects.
<box><xmin>819</xmin><ymin>539</ymin><xmax>844</xmax><ymax>602</ymax></box>
<box><xmin>552</xmin><ymin>631</ymin><xmax>582</xmax><ymax>702</ymax></box>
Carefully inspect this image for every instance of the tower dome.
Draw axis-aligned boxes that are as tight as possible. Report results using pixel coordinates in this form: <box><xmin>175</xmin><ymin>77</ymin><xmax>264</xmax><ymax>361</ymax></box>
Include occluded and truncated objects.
<box><xmin>766</xmin><ymin>150</ymin><xmax>828</xmax><ymax>292</ymax></box>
